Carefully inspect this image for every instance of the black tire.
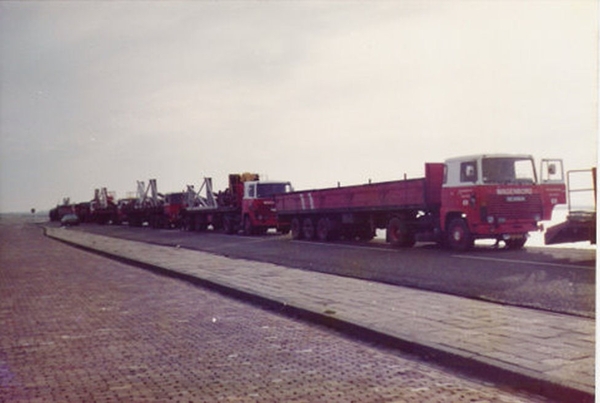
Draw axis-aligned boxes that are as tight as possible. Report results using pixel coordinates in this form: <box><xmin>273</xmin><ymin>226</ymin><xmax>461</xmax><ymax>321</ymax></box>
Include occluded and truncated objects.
<box><xmin>153</xmin><ymin>216</ymin><xmax>162</xmax><ymax>229</ymax></box>
<box><xmin>446</xmin><ymin>218</ymin><xmax>473</xmax><ymax>251</ymax></box>
<box><xmin>195</xmin><ymin>221</ymin><xmax>208</xmax><ymax>232</ymax></box>
<box><xmin>181</xmin><ymin>216</ymin><xmax>191</xmax><ymax>231</ymax></box>
<box><xmin>243</xmin><ymin>216</ymin><xmax>255</xmax><ymax>236</ymax></box>
<box><xmin>357</xmin><ymin>224</ymin><xmax>375</xmax><ymax>241</ymax></box>
<box><xmin>302</xmin><ymin>217</ymin><xmax>316</xmax><ymax>240</ymax></box>
<box><xmin>316</xmin><ymin>217</ymin><xmax>331</xmax><ymax>242</ymax></box>
<box><xmin>291</xmin><ymin>218</ymin><xmax>303</xmax><ymax>240</ymax></box>
<box><xmin>505</xmin><ymin>236</ymin><xmax>527</xmax><ymax>250</ymax></box>
<box><xmin>223</xmin><ymin>216</ymin><xmax>235</xmax><ymax>235</ymax></box>
<box><xmin>387</xmin><ymin>217</ymin><xmax>415</xmax><ymax>247</ymax></box>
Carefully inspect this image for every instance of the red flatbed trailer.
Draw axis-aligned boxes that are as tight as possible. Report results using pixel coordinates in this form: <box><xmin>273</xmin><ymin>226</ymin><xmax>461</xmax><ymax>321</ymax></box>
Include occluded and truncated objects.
<box><xmin>275</xmin><ymin>164</ymin><xmax>444</xmax><ymax>246</ymax></box>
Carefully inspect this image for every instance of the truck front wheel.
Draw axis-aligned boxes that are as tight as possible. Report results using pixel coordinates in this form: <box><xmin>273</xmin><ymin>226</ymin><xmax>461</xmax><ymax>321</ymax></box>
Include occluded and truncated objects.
<box><xmin>243</xmin><ymin>216</ymin><xmax>255</xmax><ymax>236</ymax></box>
<box><xmin>447</xmin><ymin>218</ymin><xmax>473</xmax><ymax>251</ymax></box>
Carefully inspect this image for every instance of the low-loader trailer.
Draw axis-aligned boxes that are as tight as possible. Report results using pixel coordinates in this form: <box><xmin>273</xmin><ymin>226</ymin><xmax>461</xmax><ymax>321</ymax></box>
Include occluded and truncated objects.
<box><xmin>275</xmin><ymin>154</ymin><xmax>566</xmax><ymax>250</ymax></box>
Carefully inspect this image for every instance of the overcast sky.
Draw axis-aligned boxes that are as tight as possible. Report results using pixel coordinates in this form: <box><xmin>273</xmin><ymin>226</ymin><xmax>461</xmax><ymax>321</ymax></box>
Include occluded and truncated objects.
<box><xmin>0</xmin><ymin>1</ymin><xmax>597</xmax><ymax>213</ymax></box>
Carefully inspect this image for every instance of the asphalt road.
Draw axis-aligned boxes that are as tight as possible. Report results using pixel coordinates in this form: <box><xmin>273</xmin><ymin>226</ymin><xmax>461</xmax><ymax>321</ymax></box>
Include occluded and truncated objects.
<box><xmin>2</xmin><ymin>215</ymin><xmax>558</xmax><ymax>402</ymax></box>
<box><xmin>65</xmin><ymin>223</ymin><xmax>595</xmax><ymax>318</ymax></box>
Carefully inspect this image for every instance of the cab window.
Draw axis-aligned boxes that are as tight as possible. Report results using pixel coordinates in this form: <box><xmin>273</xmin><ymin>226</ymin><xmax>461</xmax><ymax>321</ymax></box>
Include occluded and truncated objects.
<box><xmin>460</xmin><ymin>161</ymin><xmax>477</xmax><ymax>183</ymax></box>
<box><xmin>247</xmin><ymin>184</ymin><xmax>256</xmax><ymax>198</ymax></box>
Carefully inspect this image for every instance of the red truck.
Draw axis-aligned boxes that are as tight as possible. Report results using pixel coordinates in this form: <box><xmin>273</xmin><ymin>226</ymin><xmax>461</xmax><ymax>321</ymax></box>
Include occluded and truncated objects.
<box><xmin>89</xmin><ymin>188</ymin><xmax>118</xmax><ymax>225</ymax></box>
<box><xmin>121</xmin><ymin>179</ymin><xmax>186</xmax><ymax>229</ymax></box>
<box><xmin>180</xmin><ymin>173</ymin><xmax>293</xmax><ymax>235</ymax></box>
<box><xmin>49</xmin><ymin>198</ymin><xmax>75</xmax><ymax>222</ymax></box>
<box><xmin>275</xmin><ymin>154</ymin><xmax>566</xmax><ymax>250</ymax></box>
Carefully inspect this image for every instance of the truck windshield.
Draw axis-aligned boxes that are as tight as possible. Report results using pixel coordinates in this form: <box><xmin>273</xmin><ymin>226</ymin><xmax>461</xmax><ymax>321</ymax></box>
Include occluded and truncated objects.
<box><xmin>482</xmin><ymin>157</ymin><xmax>536</xmax><ymax>184</ymax></box>
<box><xmin>257</xmin><ymin>183</ymin><xmax>291</xmax><ymax>198</ymax></box>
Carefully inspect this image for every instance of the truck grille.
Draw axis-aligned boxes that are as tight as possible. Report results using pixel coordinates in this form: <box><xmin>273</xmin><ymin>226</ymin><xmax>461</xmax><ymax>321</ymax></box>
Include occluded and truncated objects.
<box><xmin>486</xmin><ymin>194</ymin><xmax>543</xmax><ymax>220</ymax></box>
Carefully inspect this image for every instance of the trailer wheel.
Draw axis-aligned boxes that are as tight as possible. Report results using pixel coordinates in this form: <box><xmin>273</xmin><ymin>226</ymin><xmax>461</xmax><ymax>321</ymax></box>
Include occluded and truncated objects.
<box><xmin>447</xmin><ymin>218</ymin><xmax>473</xmax><ymax>251</ymax></box>
<box><xmin>195</xmin><ymin>221</ymin><xmax>208</xmax><ymax>231</ymax></box>
<box><xmin>181</xmin><ymin>216</ymin><xmax>190</xmax><ymax>231</ymax></box>
<box><xmin>357</xmin><ymin>225</ymin><xmax>375</xmax><ymax>241</ymax></box>
<box><xmin>316</xmin><ymin>217</ymin><xmax>332</xmax><ymax>242</ymax></box>
<box><xmin>387</xmin><ymin>217</ymin><xmax>415</xmax><ymax>247</ymax></box>
<box><xmin>153</xmin><ymin>216</ymin><xmax>163</xmax><ymax>229</ymax></box>
<box><xmin>302</xmin><ymin>217</ymin><xmax>316</xmax><ymax>240</ymax></box>
<box><xmin>291</xmin><ymin>218</ymin><xmax>303</xmax><ymax>240</ymax></box>
<box><xmin>223</xmin><ymin>216</ymin><xmax>235</xmax><ymax>235</ymax></box>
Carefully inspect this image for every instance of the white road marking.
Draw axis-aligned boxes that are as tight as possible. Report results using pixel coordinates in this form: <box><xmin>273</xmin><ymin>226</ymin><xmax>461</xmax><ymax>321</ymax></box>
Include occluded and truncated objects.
<box><xmin>451</xmin><ymin>254</ymin><xmax>591</xmax><ymax>269</ymax></box>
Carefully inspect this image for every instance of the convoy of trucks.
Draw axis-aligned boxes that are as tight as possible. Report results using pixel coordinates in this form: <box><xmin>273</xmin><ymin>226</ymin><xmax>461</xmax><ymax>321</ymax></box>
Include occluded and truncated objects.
<box><xmin>49</xmin><ymin>153</ymin><xmax>595</xmax><ymax>250</ymax></box>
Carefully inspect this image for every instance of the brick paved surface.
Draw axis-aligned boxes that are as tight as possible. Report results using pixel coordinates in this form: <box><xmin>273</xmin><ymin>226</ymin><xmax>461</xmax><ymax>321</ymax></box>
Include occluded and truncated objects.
<box><xmin>0</xmin><ymin>217</ymin><xmax>585</xmax><ymax>402</ymax></box>
<box><xmin>40</xmin><ymin>223</ymin><xmax>595</xmax><ymax>401</ymax></box>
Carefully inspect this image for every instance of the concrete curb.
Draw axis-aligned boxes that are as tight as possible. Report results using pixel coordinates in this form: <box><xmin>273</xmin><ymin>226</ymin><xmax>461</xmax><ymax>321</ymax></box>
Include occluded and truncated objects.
<box><xmin>43</xmin><ymin>226</ymin><xmax>594</xmax><ymax>403</ymax></box>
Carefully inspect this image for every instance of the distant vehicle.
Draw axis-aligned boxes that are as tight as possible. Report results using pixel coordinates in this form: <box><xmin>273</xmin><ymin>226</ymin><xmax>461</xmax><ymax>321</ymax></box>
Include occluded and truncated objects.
<box><xmin>60</xmin><ymin>213</ymin><xmax>80</xmax><ymax>227</ymax></box>
<box><xmin>89</xmin><ymin>188</ymin><xmax>117</xmax><ymax>224</ymax></box>
<box><xmin>49</xmin><ymin>198</ymin><xmax>75</xmax><ymax>221</ymax></box>
<box><xmin>545</xmin><ymin>167</ymin><xmax>596</xmax><ymax>245</ymax></box>
<box><xmin>121</xmin><ymin>180</ymin><xmax>187</xmax><ymax>229</ymax></box>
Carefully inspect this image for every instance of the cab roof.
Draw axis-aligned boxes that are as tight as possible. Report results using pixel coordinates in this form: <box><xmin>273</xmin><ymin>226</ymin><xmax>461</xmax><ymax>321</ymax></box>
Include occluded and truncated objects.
<box><xmin>444</xmin><ymin>154</ymin><xmax>533</xmax><ymax>163</ymax></box>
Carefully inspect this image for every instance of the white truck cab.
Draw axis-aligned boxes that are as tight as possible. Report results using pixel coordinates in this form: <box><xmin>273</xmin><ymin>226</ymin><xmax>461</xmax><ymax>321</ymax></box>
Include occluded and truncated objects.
<box><xmin>440</xmin><ymin>154</ymin><xmax>566</xmax><ymax>250</ymax></box>
<box><xmin>443</xmin><ymin>154</ymin><xmax>543</xmax><ymax>187</ymax></box>
<box><xmin>244</xmin><ymin>181</ymin><xmax>293</xmax><ymax>200</ymax></box>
